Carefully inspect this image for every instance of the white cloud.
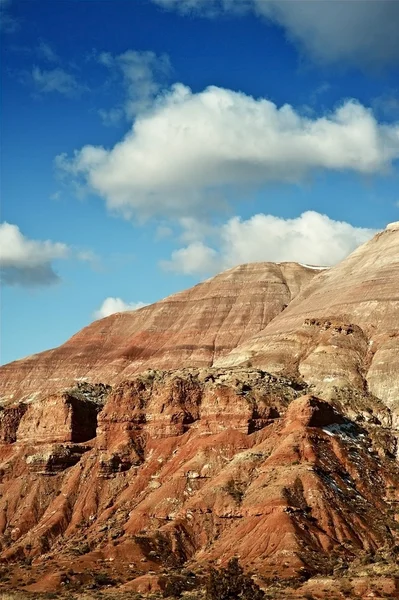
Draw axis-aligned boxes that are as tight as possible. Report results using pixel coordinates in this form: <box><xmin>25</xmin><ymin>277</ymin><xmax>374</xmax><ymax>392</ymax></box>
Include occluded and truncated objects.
<box><xmin>94</xmin><ymin>297</ymin><xmax>148</xmax><ymax>319</ymax></box>
<box><xmin>178</xmin><ymin>217</ymin><xmax>216</xmax><ymax>243</ymax></box>
<box><xmin>57</xmin><ymin>84</ymin><xmax>399</xmax><ymax>220</ymax></box>
<box><xmin>161</xmin><ymin>242</ymin><xmax>218</xmax><ymax>274</ymax></box>
<box><xmin>0</xmin><ymin>222</ymin><xmax>97</xmax><ymax>286</ymax></box>
<box><xmin>96</xmin><ymin>50</ymin><xmax>171</xmax><ymax>124</ymax></box>
<box><xmin>31</xmin><ymin>66</ymin><xmax>85</xmax><ymax>97</ymax></box>
<box><xmin>0</xmin><ymin>222</ymin><xmax>69</xmax><ymax>286</ymax></box>
<box><xmin>153</xmin><ymin>0</ymin><xmax>399</xmax><ymax>68</ymax></box>
<box><xmin>163</xmin><ymin>211</ymin><xmax>377</xmax><ymax>275</ymax></box>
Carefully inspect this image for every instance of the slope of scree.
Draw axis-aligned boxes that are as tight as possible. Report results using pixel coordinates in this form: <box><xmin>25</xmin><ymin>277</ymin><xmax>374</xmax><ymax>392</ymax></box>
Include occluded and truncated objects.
<box><xmin>0</xmin><ymin>262</ymin><xmax>318</xmax><ymax>404</ymax></box>
<box><xmin>0</xmin><ymin>369</ymin><xmax>398</xmax><ymax>597</ymax></box>
<box><xmin>216</xmin><ymin>223</ymin><xmax>399</xmax><ymax>423</ymax></box>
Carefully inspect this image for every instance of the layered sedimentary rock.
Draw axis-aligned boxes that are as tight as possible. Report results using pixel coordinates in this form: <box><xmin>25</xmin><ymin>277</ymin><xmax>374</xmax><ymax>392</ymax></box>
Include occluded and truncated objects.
<box><xmin>217</xmin><ymin>223</ymin><xmax>399</xmax><ymax>418</ymax></box>
<box><xmin>16</xmin><ymin>392</ymin><xmax>100</xmax><ymax>445</ymax></box>
<box><xmin>0</xmin><ymin>226</ymin><xmax>398</xmax><ymax>597</ymax></box>
<box><xmin>0</xmin><ymin>262</ymin><xmax>317</xmax><ymax>404</ymax></box>
<box><xmin>0</xmin><ymin>369</ymin><xmax>397</xmax><ymax>595</ymax></box>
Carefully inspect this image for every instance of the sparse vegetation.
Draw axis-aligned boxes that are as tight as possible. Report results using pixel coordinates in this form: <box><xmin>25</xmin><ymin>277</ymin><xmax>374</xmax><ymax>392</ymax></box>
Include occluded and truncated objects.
<box><xmin>159</xmin><ymin>570</ymin><xmax>199</xmax><ymax>598</ymax></box>
<box><xmin>70</xmin><ymin>541</ymin><xmax>90</xmax><ymax>556</ymax></box>
<box><xmin>224</xmin><ymin>479</ymin><xmax>245</xmax><ymax>504</ymax></box>
<box><xmin>90</xmin><ymin>570</ymin><xmax>117</xmax><ymax>587</ymax></box>
<box><xmin>205</xmin><ymin>558</ymin><xmax>265</xmax><ymax>600</ymax></box>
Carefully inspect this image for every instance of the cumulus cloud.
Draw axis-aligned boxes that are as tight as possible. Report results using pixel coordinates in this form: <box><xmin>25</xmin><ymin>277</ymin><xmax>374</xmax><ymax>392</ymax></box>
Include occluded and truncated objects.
<box><xmin>0</xmin><ymin>222</ymin><xmax>97</xmax><ymax>286</ymax></box>
<box><xmin>153</xmin><ymin>0</ymin><xmax>399</xmax><ymax>68</ymax></box>
<box><xmin>161</xmin><ymin>242</ymin><xmax>218</xmax><ymax>275</ymax></box>
<box><xmin>31</xmin><ymin>66</ymin><xmax>85</xmax><ymax>97</ymax></box>
<box><xmin>163</xmin><ymin>211</ymin><xmax>377</xmax><ymax>275</ymax></box>
<box><xmin>0</xmin><ymin>222</ymin><xmax>69</xmax><ymax>286</ymax></box>
<box><xmin>94</xmin><ymin>297</ymin><xmax>148</xmax><ymax>319</ymax></box>
<box><xmin>57</xmin><ymin>84</ymin><xmax>399</xmax><ymax>220</ymax></box>
<box><xmin>96</xmin><ymin>50</ymin><xmax>171</xmax><ymax>124</ymax></box>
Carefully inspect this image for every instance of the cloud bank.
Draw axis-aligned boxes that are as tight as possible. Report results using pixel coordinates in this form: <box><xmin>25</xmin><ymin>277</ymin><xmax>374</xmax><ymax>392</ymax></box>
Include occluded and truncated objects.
<box><xmin>0</xmin><ymin>222</ymin><xmax>69</xmax><ymax>286</ymax></box>
<box><xmin>94</xmin><ymin>297</ymin><xmax>148</xmax><ymax>319</ymax></box>
<box><xmin>162</xmin><ymin>211</ymin><xmax>377</xmax><ymax>275</ymax></box>
<box><xmin>57</xmin><ymin>84</ymin><xmax>399</xmax><ymax>220</ymax></box>
<box><xmin>154</xmin><ymin>0</ymin><xmax>399</xmax><ymax>68</ymax></box>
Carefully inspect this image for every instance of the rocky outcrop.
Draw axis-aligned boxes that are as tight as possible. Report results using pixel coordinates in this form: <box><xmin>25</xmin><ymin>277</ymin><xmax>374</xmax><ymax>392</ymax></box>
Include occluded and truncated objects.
<box><xmin>97</xmin><ymin>367</ymin><xmax>307</xmax><ymax>443</ymax></box>
<box><xmin>0</xmin><ymin>404</ymin><xmax>27</xmax><ymax>443</ymax></box>
<box><xmin>0</xmin><ymin>369</ymin><xmax>397</xmax><ymax>596</ymax></box>
<box><xmin>283</xmin><ymin>394</ymin><xmax>346</xmax><ymax>428</ymax></box>
<box><xmin>16</xmin><ymin>392</ymin><xmax>101</xmax><ymax>445</ymax></box>
<box><xmin>0</xmin><ymin>262</ymin><xmax>318</xmax><ymax>404</ymax></box>
<box><xmin>0</xmin><ymin>227</ymin><xmax>398</xmax><ymax>597</ymax></box>
<box><xmin>26</xmin><ymin>444</ymin><xmax>90</xmax><ymax>475</ymax></box>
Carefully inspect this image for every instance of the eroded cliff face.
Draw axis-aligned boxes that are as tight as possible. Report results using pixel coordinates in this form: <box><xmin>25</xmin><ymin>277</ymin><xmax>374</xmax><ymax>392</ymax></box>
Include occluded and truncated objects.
<box><xmin>0</xmin><ymin>370</ymin><xmax>398</xmax><ymax>596</ymax></box>
<box><xmin>0</xmin><ymin>228</ymin><xmax>398</xmax><ymax>598</ymax></box>
<box><xmin>0</xmin><ymin>262</ymin><xmax>317</xmax><ymax>405</ymax></box>
<box><xmin>216</xmin><ymin>224</ymin><xmax>399</xmax><ymax>421</ymax></box>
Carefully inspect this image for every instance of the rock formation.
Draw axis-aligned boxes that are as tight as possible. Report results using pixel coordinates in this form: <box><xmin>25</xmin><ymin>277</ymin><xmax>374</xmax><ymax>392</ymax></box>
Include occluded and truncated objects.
<box><xmin>0</xmin><ymin>225</ymin><xmax>398</xmax><ymax>598</ymax></box>
<box><xmin>217</xmin><ymin>223</ymin><xmax>399</xmax><ymax>421</ymax></box>
<box><xmin>0</xmin><ymin>369</ymin><xmax>398</xmax><ymax>597</ymax></box>
<box><xmin>0</xmin><ymin>262</ymin><xmax>317</xmax><ymax>404</ymax></box>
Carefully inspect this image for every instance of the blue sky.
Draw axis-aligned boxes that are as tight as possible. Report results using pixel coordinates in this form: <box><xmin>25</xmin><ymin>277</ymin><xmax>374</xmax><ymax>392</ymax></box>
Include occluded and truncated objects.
<box><xmin>1</xmin><ymin>0</ymin><xmax>399</xmax><ymax>364</ymax></box>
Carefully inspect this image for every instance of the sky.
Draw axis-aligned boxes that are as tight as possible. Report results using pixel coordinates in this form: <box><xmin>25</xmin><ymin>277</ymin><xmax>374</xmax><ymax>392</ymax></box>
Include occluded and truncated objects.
<box><xmin>1</xmin><ymin>0</ymin><xmax>399</xmax><ymax>365</ymax></box>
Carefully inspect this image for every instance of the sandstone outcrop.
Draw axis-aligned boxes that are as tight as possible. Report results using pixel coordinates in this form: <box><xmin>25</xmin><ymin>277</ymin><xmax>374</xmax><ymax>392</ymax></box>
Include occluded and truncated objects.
<box><xmin>16</xmin><ymin>391</ymin><xmax>100</xmax><ymax>445</ymax></box>
<box><xmin>0</xmin><ymin>369</ymin><xmax>397</xmax><ymax>596</ymax></box>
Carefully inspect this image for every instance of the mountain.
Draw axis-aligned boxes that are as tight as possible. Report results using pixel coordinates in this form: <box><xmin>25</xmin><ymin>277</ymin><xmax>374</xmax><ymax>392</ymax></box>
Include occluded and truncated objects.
<box><xmin>0</xmin><ymin>226</ymin><xmax>398</xmax><ymax>599</ymax></box>
<box><xmin>217</xmin><ymin>222</ymin><xmax>399</xmax><ymax>422</ymax></box>
<box><xmin>0</xmin><ymin>262</ymin><xmax>317</xmax><ymax>404</ymax></box>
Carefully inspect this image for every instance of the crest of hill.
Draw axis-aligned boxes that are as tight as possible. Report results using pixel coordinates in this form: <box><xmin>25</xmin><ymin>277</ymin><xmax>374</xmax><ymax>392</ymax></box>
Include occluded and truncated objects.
<box><xmin>0</xmin><ymin>261</ymin><xmax>318</xmax><ymax>404</ymax></box>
